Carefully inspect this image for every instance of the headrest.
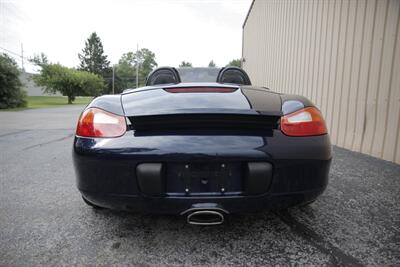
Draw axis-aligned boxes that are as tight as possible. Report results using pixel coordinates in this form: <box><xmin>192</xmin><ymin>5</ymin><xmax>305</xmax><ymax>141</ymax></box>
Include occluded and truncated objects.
<box><xmin>216</xmin><ymin>67</ymin><xmax>251</xmax><ymax>85</ymax></box>
<box><xmin>146</xmin><ymin>67</ymin><xmax>181</xmax><ymax>86</ymax></box>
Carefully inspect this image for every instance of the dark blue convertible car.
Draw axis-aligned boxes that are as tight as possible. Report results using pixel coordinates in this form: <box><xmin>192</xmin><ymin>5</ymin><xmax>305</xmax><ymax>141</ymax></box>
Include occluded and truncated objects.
<box><xmin>73</xmin><ymin>67</ymin><xmax>331</xmax><ymax>225</ymax></box>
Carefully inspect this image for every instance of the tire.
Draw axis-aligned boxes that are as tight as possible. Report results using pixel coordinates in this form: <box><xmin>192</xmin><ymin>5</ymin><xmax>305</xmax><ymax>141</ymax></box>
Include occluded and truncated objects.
<box><xmin>82</xmin><ymin>196</ymin><xmax>104</xmax><ymax>209</ymax></box>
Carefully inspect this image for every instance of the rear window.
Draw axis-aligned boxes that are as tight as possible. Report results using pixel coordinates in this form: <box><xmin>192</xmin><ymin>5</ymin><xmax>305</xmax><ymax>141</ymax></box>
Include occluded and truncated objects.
<box><xmin>177</xmin><ymin>67</ymin><xmax>220</xmax><ymax>83</ymax></box>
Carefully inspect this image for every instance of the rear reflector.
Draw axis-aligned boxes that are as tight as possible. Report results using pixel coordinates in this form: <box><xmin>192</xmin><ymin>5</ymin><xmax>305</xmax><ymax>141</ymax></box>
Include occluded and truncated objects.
<box><xmin>164</xmin><ymin>87</ymin><xmax>236</xmax><ymax>93</ymax></box>
<box><xmin>76</xmin><ymin>108</ymin><xmax>126</xmax><ymax>138</ymax></box>
<box><xmin>281</xmin><ymin>107</ymin><xmax>327</xmax><ymax>136</ymax></box>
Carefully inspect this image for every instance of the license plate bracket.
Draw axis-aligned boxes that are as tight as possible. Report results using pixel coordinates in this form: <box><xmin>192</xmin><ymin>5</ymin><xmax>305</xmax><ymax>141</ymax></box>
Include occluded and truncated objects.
<box><xmin>166</xmin><ymin>162</ymin><xmax>242</xmax><ymax>194</ymax></box>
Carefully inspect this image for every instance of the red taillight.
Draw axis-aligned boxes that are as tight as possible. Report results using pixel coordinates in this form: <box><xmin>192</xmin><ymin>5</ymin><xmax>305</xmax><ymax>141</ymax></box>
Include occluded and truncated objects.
<box><xmin>76</xmin><ymin>108</ymin><xmax>126</xmax><ymax>138</ymax></box>
<box><xmin>164</xmin><ymin>87</ymin><xmax>236</xmax><ymax>93</ymax></box>
<box><xmin>281</xmin><ymin>107</ymin><xmax>327</xmax><ymax>136</ymax></box>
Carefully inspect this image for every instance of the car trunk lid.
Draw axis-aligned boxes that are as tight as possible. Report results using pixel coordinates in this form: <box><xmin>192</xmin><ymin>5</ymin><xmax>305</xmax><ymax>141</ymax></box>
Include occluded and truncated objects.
<box><xmin>121</xmin><ymin>84</ymin><xmax>282</xmax><ymax>131</ymax></box>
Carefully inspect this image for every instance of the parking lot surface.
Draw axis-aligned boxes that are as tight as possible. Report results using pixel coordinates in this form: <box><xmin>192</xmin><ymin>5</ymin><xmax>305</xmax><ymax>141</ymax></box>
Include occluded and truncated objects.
<box><xmin>0</xmin><ymin>106</ymin><xmax>399</xmax><ymax>266</ymax></box>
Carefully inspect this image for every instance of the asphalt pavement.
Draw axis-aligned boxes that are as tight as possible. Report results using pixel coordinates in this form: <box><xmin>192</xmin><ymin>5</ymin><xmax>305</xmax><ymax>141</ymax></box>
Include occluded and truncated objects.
<box><xmin>0</xmin><ymin>106</ymin><xmax>399</xmax><ymax>266</ymax></box>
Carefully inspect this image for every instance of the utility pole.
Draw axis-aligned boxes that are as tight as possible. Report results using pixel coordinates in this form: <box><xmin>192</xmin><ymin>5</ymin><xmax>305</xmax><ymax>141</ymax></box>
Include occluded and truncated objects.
<box><xmin>135</xmin><ymin>43</ymin><xmax>139</xmax><ymax>88</ymax></box>
<box><xmin>112</xmin><ymin>65</ymin><xmax>115</xmax><ymax>94</ymax></box>
<box><xmin>20</xmin><ymin>43</ymin><xmax>24</xmax><ymax>72</ymax></box>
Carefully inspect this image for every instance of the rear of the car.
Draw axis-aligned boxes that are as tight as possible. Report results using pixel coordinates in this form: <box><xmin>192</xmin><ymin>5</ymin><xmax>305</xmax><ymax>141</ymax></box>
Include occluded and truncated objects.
<box><xmin>73</xmin><ymin>82</ymin><xmax>331</xmax><ymax>224</ymax></box>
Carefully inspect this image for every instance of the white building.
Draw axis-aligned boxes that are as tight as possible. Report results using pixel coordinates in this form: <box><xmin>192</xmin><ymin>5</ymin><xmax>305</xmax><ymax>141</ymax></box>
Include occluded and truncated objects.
<box><xmin>19</xmin><ymin>72</ymin><xmax>61</xmax><ymax>96</ymax></box>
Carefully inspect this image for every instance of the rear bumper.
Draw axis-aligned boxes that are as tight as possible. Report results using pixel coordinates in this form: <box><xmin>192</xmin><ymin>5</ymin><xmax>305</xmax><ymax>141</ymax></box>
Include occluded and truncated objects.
<box><xmin>80</xmin><ymin>187</ymin><xmax>326</xmax><ymax>214</ymax></box>
<box><xmin>73</xmin><ymin>130</ymin><xmax>331</xmax><ymax>214</ymax></box>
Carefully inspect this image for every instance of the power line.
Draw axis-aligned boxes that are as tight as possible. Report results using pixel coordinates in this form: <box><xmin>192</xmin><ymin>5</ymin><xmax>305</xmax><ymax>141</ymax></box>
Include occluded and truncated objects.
<box><xmin>0</xmin><ymin>46</ymin><xmax>24</xmax><ymax>58</ymax></box>
<box><xmin>0</xmin><ymin>45</ymin><xmax>32</xmax><ymax>62</ymax></box>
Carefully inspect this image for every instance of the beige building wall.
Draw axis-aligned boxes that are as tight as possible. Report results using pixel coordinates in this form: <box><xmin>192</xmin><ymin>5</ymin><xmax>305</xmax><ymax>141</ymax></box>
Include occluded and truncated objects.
<box><xmin>242</xmin><ymin>0</ymin><xmax>400</xmax><ymax>164</ymax></box>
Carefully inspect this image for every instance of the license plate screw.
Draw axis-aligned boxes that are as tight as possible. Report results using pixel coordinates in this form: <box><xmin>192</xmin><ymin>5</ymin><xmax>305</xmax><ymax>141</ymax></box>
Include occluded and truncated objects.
<box><xmin>221</xmin><ymin>187</ymin><xmax>225</xmax><ymax>192</ymax></box>
<box><xmin>185</xmin><ymin>188</ymin><xmax>189</xmax><ymax>193</ymax></box>
<box><xmin>221</xmin><ymin>164</ymin><xmax>225</xmax><ymax>168</ymax></box>
<box><xmin>185</xmin><ymin>164</ymin><xmax>189</xmax><ymax>169</ymax></box>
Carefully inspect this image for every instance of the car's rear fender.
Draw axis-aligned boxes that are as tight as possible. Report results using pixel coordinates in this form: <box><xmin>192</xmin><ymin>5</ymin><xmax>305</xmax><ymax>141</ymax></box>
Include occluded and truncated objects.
<box><xmin>85</xmin><ymin>95</ymin><xmax>124</xmax><ymax>116</ymax></box>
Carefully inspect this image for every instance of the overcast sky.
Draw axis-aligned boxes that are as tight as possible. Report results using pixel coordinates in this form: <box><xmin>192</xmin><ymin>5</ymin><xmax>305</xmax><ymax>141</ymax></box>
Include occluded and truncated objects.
<box><xmin>0</xmin><ymin>0</ymin><xmax>252</xmax><ymax>71</ymax></box>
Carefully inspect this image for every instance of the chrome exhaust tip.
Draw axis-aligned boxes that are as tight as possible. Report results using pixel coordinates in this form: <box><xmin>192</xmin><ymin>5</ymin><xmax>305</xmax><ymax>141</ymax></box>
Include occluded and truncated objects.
<box><xmin>187</xmin><ymin>210</ymin><xmax>224</xmax><ymax>225</ymax></box>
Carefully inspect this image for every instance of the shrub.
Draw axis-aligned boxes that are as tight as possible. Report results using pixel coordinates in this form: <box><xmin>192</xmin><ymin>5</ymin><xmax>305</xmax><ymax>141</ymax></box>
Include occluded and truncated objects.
<box><xmin>0</xmin><ymin>53</ymin><xmax>27</xmax><ymax>109</ymax></box>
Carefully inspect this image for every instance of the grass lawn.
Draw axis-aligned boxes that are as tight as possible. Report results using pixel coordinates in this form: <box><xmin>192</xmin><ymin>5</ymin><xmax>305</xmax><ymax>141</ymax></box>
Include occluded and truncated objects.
<box><xmin>1</xmin><ymin>96</ymin><xmax>94</xmax><ymax>111</ymax></box>
<box><xmin>26</xmin><ymin>96</ymin><xmax>93</xmax><ymax>108</ymax></box>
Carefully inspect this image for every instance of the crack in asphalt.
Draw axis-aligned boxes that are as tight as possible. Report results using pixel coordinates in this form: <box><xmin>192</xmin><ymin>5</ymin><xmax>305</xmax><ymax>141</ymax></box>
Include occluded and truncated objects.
<box><xmin>0</xmin><ymin>130</ymin><xmax>30</xmax><ymax>138</ymax></box>
<box><xmin>22</xmin><ymin>134</ymin><xmax>74</xmax><ymax>150</ymax></box>
<box><xmin>275</xmin><ymin>210</ymin><xmax>364</xmax><ymax>267</ymax></box>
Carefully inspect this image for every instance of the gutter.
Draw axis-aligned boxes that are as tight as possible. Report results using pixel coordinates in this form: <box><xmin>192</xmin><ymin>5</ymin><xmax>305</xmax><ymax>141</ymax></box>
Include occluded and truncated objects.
<box><xmin>242</xmin><ymin>0</ymin><xmax>255</xmax><ymax>29</ymax></box>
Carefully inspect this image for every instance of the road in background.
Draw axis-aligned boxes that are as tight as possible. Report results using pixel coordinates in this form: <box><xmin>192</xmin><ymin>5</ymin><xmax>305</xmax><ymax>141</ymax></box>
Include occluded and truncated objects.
<box><xmin>0</xmin><ymin>106</ymin><xmax>399</xmax><ymax>266</ymax></box>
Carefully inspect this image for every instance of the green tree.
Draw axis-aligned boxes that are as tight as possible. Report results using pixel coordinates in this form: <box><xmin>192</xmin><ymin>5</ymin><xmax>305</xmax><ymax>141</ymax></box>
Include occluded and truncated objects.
<box><xmin>78</xmin><ymin>32</ymin><xmax>110</xmax><ymax>75</ymax></box>
<box><xmin>226</xmin><ymin>59</ymin><xmax>241</xmax><ymax>68</ymax></box>
<box><xmin>115</xmin><ymin>54</ymin><xmax>136</xmax><ymax>90</ymax></box>
<box><xmin>78</xmin><ymin>32</ymin><xmax>111</xmax><ymax>93</ymax></box>
<box><xmin>111</xmin><ymin>70</ymin><xmax>130</xmax><ymax>94</ymax></box>
<box><xmin>179</xmin><ymin>61</ymin><xmax>192</xmax><ymax>67</ymax></box>
<box><xmin>33</xmin><ymin>64</ymin><xmax>104</xmax><ymax>104</ymax></box>
<box><xmin>115</xmin><ymin>48</ymin><xmax>158</xmax><ymax>90</ymax></box>
<box><xmin>0</xmin><ymin>53</ymin><xmax>26</xmax><ymax>109</ymax></box>
<box><xmin>208</xmin><ymin>60</ymin><xmax>216</xmax><ymax>67</ymax></box>
<box><xmin>138</xmin><ymin>48</ymin><xmax>157</xmax><ymax>85</ymax></box>
<box><xmin>30</xmin><ymin>53</ymin><xmax>49</xmax><ymax>67</ymax></box>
